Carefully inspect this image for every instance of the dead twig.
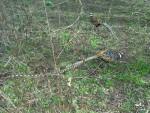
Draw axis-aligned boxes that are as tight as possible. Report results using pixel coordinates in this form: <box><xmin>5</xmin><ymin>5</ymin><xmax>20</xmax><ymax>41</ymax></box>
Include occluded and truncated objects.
<box><xmin>55</xmin><ymin>0</ymin><xmax>84</xmax><ymax>59</ymax></box>
<box><xmin>43</xmin><ymin>0</ymin><xmax>57</xmax><ymax>72</ymax></box>
<box><xmin>0</xmin><ymin>90</ymin><xmax>22</xmax><ymax>113</ymax></box>
<box><xmin>52</xmin><ymin>0</ymin><xmax>83</xmax><ymax>33</ymax></box>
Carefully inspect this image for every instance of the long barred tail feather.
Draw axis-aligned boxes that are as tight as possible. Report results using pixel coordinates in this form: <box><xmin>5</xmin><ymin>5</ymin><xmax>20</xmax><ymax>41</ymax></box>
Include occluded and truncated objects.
<box><xmin>1</xmin><ymin>49</ymin><xmax>125</xmax><ymax>78</ymax></box>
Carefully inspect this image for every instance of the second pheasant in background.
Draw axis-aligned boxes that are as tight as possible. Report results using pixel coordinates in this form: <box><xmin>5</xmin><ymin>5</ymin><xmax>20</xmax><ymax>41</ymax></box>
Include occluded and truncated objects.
<box><xmin>89</xmin><ymin>13</ymin><xmax>102</xmax><ymax>28</ymax></box>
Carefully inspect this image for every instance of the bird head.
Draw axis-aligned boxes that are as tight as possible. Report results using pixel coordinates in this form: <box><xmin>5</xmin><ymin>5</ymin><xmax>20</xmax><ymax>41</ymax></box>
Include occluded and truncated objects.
<box><xmin>89</xmin><ymin>13</ymin><xmax>101</xmax><ymax>27</ymax></box>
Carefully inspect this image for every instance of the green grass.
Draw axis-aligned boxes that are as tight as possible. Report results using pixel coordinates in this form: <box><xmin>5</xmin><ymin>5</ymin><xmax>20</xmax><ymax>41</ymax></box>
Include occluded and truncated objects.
<box><xmin>0</xmin><ymin>0</ymin><xmax>150</xmax><ymax>113</ymax></box>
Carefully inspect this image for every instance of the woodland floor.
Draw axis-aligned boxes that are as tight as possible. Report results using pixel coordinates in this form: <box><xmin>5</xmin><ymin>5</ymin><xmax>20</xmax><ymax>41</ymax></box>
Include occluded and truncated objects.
<box><xmin>0</xmin><ymin>0</ymin><xmax>150</xmax><ymax>113</ymax></box>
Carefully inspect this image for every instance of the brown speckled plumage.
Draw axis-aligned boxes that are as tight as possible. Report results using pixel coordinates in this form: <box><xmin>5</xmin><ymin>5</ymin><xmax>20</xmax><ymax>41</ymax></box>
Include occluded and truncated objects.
<box><xmin>90</xmin><ymin>13</ymin><xmax>101</xmax><ymax>27</ymax></box>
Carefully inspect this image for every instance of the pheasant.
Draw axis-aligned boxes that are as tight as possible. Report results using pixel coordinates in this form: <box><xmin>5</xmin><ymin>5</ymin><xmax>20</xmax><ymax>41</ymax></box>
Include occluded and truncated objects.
<box><xmin>89</xmin><ymin>13</ymin><xmax>101</xmax><ymax>27</ymax></box>
<box><xmin>96</xmin><ymin>49</ymin><xmax>124</xmax><ymax>62</ymax></box>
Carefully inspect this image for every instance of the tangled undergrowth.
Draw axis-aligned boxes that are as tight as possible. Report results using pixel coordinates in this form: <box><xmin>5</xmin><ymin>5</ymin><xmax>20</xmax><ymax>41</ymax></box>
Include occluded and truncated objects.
<box><xmin>0</xmin><ymin>0</ymin><xmax>150</xmax><ymax>113</ymax></box>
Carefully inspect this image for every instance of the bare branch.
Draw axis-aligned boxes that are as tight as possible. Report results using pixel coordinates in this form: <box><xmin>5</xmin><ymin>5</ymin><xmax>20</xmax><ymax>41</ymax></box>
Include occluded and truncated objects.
<box><xmin>43</xmin><ymin>0</ymin><xmax>57</xmax><ymax>71</ymax></box>
<box><xmin>52</xmin><ymin>0</ymin><xmax>83</xmax><ymax>33</ymax></box>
